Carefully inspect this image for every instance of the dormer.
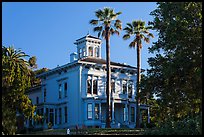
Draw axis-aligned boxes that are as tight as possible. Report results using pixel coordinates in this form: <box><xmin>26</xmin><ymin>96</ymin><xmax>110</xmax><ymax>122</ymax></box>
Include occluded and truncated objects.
<box><xmin>74</xmin><ymin>34</ymin><xmax>102</xmax><ymax>59</ymax></box>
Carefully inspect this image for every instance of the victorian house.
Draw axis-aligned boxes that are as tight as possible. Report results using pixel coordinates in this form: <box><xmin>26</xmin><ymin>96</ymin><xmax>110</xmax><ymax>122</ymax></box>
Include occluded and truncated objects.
<box><xmin>25</xmin><ymin>34</ymin><xmax>150</xmax><ymax>129</ymax></box>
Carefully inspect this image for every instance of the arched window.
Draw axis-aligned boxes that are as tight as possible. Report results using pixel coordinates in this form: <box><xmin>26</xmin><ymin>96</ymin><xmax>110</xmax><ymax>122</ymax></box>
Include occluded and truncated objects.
<box><xmin>88</xmin><ymin>47</ymin><xmax>93</xmax><ymax>56</ymax></box>
<box><xmin>79</xmin><ymin>48</ymin><xmax>82</xmax><ymax>58</ymax></box>
<box><xmin>82</xmin><ymin>48</ymin><xmax>86</xmax><ymax>56</ymax></box>
<box><xmin>95</xmin><ymin>47</ymin><xmax>99</xmax><ymax>57</ymax></box>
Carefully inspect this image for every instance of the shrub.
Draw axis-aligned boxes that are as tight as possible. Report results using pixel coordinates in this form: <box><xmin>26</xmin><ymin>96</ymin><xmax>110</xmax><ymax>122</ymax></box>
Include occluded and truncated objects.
<box><xmin>143</xmin><ymin>113</ymin><xmax>202</xmax><ymax>135</ymax></box>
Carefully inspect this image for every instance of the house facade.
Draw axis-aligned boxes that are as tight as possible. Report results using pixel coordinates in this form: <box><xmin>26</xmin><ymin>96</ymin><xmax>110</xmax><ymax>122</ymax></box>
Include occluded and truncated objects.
<box><xmin>25</xmin><ymin>34</ymin><xmax>150</xmax><ymax>129</ymax></box>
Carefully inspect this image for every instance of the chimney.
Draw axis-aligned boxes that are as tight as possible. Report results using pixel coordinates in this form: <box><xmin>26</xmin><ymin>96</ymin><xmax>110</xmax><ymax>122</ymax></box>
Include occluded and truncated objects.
<box><xmin>70</xmin><ymin>52</ymin><xmax>78</xmax><ymax>63</ymax></box>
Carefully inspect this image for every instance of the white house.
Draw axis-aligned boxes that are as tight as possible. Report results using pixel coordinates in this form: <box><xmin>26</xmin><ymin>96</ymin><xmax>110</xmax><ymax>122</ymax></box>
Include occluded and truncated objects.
<box><xmin>25</xmin><ymin>34</ymin><xmax>150</xmax><ymax>129</ymax></box>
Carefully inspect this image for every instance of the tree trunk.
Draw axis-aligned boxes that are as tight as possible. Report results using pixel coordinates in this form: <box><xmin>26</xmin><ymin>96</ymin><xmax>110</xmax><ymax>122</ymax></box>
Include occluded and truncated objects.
<box><xmin>136</xmin><ymin>42</ymin><xmax>141</xmax><ymax>128</ymax></box>
<box><xmin>105</xmin><ymin>28</ymin><xmax>111</xmax><ymax>128</ymax></box>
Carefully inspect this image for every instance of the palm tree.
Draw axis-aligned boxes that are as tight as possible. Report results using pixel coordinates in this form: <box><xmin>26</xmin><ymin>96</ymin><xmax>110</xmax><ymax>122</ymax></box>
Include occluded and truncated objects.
<box><xmin>90</xmin><ymin>7</ymin><xmax>122</xmax><ymax>128</ymax></box>
<box><xmin>2</xmin><ymin>46</ymin><xmax>31</xmax><ymax>94</ymax></box>
<box><xmin>123</xmin><ymin>20</ymin><xmax>154</xmax><ymax>128</ymax></box>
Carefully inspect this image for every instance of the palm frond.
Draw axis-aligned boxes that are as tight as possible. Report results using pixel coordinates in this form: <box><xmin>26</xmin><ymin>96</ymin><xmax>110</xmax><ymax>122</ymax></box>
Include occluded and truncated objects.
<box><xmin>89</xmin><ymin>19</ymin><xmax>99</xmax><ymax>25</ymax></box>
<box><xmin>116</xmin><ymin>11</ymin><xmax>122</xmax><ymax>16</ymax></box>
<box><xmin>93</xmin><ymin>26</ymin><xmax>103</xmax><ymax>32</ymax></box>
<box><xmin>144</xmin><ymin>37</ymin><xmax>150</xmax><ymax>43</ymax></box>
<box><xmin>102</xmin><ymin>30</ymin><xmax>106</xmax><ymax>38</ymax></box>
<box><xmin>123</xmin><ymin>27</ymin><xmax>133</xmax><ymax>34</ymax></box>
<box><xmin>129</xmin><ymin>41</ymin><xmax>136</xmax><ymax>48</ymax></box>
<box><xmin>95</xmin><ymin>9</ymin><xmax>104</xmax><ymax>19</ymax></box>
<box><xmin>123</xmin><ymin>34</ymin><xmax>131</xmax><ymax>40</ymax></box>
<box><xmin>148</xmin><ymin>33</ymin><xmax>154</xmax><ymax>38</ymax></box>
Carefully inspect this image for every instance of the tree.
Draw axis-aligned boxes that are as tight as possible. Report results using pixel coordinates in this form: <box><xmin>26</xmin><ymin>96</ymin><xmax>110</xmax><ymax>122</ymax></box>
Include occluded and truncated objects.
<box><xmin>145</xmin><ymin>2</ymin><xmax>202</xmax><ymax>122</ymax></box>
<box><xmin>123</xmin><ymin>20</ymin><xmax>154</xmax><ymax>128</ymax></box>
<box><xmin>90</xmin><ymin>7</ymin><xmax>122</xmax><ymax>128</ymax></box>
<box><xmin>2</xmin><ymin>45</ymin><xmax>36</xmax><ymax>135</ymax></box>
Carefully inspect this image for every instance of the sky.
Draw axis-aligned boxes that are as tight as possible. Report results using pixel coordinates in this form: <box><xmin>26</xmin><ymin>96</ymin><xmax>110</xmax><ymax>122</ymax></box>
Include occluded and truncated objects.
<box><xmin>2</xmin><ymin>2</ymin><xmax>158</xmax><ymax>72</ymax></box>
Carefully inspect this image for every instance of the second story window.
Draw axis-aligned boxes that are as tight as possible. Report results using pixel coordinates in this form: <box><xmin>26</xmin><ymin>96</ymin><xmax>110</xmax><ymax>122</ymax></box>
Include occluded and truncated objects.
<box><xmin>64</xmin><ymin>82</ymin><xmax>67</xmax><ymax>98</ymax></box>
<box><xmin>59</xmin><ymin>84</ymin><xmax>62</xmax><ymax>99</ymax></box>
<box><xmin>44</xmin><ymin>88</ymin><xmax>46</xmax><ymax>102</ymax></box>
<box><xmin>93</xmin><ymin>79</ymin><xmax>98</xmax><ymax>95</ymax></box>
<box><xmin>128</xmin><ymin>81</ymin><xmax>133</xmax><ymax>98</ymax></box>
<box><xmin>87</xmin><ymin>79</ymin><xmax>91</xmax><ymax>94</ymax></box>
<box><xmin>122</xmin><ymin>80</ymin><xmax>127</xmax><ymax>94</ymax></box>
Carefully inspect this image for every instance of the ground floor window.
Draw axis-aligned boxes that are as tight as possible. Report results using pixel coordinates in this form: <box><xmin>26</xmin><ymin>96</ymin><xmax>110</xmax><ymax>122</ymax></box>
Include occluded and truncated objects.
<box><xmin>87</xmin><ymin>103</ymin><xmax>93</xmax><ymax>119</ymax></box>
<box><xmin>95</xmin><ymin>104</ymin><xmax>99</xmax><ymax>120</ymax></box>
<box><xmin>131</xmin><ymin>107</ymin><xmax>135</xmax><ymax>122</ymax></box>
<box><xmin>64</xmin><ymin>106</ymin><xmax>67</xmax><ymax>123</ymax></box>
<box><xmin>55</xmin><ymin>109</ymin><xmax>57</xmax><ymax>125</ymax></box>
<box><xmin>59</xmin><ymin>108</ymin><xmax>62</xmax><ymax>124</ymax></box>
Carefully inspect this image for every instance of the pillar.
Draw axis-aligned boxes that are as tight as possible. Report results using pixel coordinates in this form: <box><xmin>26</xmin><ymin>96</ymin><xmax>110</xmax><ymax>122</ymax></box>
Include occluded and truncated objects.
<box><xmin>112</xmin><ymin>101</ymin><xmax>115</xmax><ymax>122</ymax></box>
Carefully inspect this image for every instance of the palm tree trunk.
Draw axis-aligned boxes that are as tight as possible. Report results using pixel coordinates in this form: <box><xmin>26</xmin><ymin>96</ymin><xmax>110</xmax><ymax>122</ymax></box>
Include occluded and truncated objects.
<box><xmin>136</xmin><ymin>43</ymin><xmax>141</xmax><ymax>128</ymax></box>
<box><xmin>105</xmin><ymin>28</ymin><xmax>111</xmax><ymax>128</ymax></box>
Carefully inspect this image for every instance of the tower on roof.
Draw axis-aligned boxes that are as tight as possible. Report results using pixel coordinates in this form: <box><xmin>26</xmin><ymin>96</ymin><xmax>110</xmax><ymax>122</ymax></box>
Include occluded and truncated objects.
<box><xmin>72</xmin><ymin>34</ymin><xmax>102</xmax><ymax>61</ymax></box>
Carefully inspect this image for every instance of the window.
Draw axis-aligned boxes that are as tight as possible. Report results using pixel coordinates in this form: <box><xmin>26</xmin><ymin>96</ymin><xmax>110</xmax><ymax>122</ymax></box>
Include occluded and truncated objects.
<box><xmin>64</xmin><ymin>106</ymin><xmax>67</xmax><ymax>123</ymax></box>
<box><xmin>79</xmin><ymin>48</ymin><xmax>82</xmax><ymax>58</ymax></box>
<box><xmin>88</xmin><ymin>47</ymin><xmax>93</xmax><ymax>56</ymax></box>
<box><xmin>128</xmin><ymin>81</ymin><xmax>133</xmax><ymax>98</ymax></box>
<box><xmin>95</xmin><ymin>104</ymin><xmax>99</xmax><ymax>120</ymax></box>
<box><xmin>93</xmin><ymin>79</ymin><xmax>98</xmax><ymax>95</ymax></box>
<box><xmin>36</xmin><ymin>97</ymin><xmax>39</xmax><ymax>104</ymax></box>
<box><xmin>49</xmin><ymin>109</ymin><xmax>54</xmax><ymax>125</ymax></box>
<box><xmin>87</xmin><ymin>79</ymin><xmax>91</xmax><ymax>94</ymax></box>
<box><xmin>95</xmin><ymin>47</ymin><xmax>99</xmax><ymax>57</ymax></box>
<box><xmin>87</xmin><ymin>103</ymin><xmax>93</xmax><ymax>119</ymax></box>
<box><xmin>122</xmin><ymin>80</ymin><xmax>127</xmax><ymax>94</ymax></box>
<box><xmin>44</xmin><ymin>88</ymin><xmax>46</xmax><ymax>102</ymax></box>
<box><xmin>64</xmin><ymin>82</ymin><xmax>67</xmax><ymax>98</ymax></box>
<box><xmin>59</xmin><ymin>84</ymin><xmax>62</xmax><ymax>99</ymax></box>
<box><xmin>46</xmin><ymin>108</ymin><xmax>49</xmax><ymax>123</ymax></box>
<box><xmin>131</xmin><ymin>107</ymin><xmax>135</xmax><ymax>122</ymax></box>
<box><xmin>59</xmin><ymin>108</ymin><xmax>62</xmax><ymax>124</ymax></box>
<box><xmin>55</xmin><ymin>109</ymin><xmax>57</xmax><ymax>125</ymax></box>
<box><xmin>82</xmin><ymin>48</ymin><xmax>86</xmax><ymax>56</ymax></box>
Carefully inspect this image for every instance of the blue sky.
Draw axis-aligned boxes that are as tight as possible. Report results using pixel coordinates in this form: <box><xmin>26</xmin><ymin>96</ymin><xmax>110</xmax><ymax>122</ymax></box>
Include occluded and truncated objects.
<box><xmin>2</xmin><ymin>2</ymin><xmax>158</xmax><ymax>71</ymax></box>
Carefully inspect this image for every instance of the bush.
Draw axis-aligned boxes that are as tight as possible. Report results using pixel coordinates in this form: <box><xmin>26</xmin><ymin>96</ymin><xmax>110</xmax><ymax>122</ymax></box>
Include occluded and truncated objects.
<box><xmin>143</xmin><ymin>113</ymin><xmax>202</xmax><ymax>135</ymax></box>
<box><xmin>48</xmin><ymin>122</ymin><xmax>52</xmax><ymax>129</ymax></box>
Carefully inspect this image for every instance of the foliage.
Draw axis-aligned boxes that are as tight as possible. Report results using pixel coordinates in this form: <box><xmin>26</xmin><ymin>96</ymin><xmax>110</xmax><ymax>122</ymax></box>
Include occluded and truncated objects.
<box><xmin>30</xmin><ymin>67</ymin><xmax>49</xmax><ymax>87</ymax></box>
<box><xmin>48</xmin><ymin>122</ymin><xmax>53</xmax><ymax>129</ymax></box>
<box><xmin>141</xmin><ymin>2</ymin><xmax>202</xmax><ymax>124</ymax></box>
<box><xmin>143</xmin><ymin>113</ymin><xmax>202</xmax><ymax>135</ymax></box>
<box><xmin>2</xmin><ymin>45</ymin><xmax>37</xmax><ymax>135</ymax></box>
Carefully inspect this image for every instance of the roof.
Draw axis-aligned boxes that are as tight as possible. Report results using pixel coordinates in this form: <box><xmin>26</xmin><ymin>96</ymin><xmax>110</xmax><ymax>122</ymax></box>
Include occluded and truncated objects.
<box><xmin>75</xmin><ymin>35</ymin><xmax>101</xmax><ymax>42</ymax></box>
<box><xmin>79</xmin><ymin>57</ymin><xmax>145</xmax><ymax>71</ymax></box>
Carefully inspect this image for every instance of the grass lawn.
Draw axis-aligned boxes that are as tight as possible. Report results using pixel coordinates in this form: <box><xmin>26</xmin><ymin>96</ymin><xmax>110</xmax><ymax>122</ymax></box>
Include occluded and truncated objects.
<box><xmin>25</xmin><ymin>128</ymin><xmax>145</xmax><ymax>135</ymax></box>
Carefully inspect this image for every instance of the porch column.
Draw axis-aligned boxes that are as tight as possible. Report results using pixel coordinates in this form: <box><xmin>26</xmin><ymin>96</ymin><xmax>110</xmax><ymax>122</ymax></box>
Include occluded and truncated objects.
<box><xmin>111</xmin><ymin>101</ymin><xmax>115</xmax><ymax>122</ymax></box>
<box><xmin>147</xmin><ymin>107</ymin><xmax>150</xmax><ymax>123</ymax></box>
<box><xmin>99</xmin><ymin>103</ymin><xmax>102</xmax><ymax>121</ymax></box>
